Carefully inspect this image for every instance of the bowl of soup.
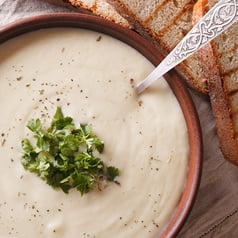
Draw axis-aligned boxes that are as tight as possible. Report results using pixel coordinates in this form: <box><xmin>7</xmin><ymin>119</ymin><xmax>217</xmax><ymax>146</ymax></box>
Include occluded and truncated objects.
<box><xmin>0</xmin><ymin>13</ymin><xmax>202</xmax><ymax>238</ymax></box>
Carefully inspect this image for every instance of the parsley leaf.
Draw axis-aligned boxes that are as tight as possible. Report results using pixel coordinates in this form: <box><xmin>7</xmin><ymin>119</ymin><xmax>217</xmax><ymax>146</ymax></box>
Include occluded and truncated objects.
<box><xmin>27</xmin><ymin>118</ymin><xmax>42</xmax><ymax>133</ymax></box>
<box><xmin>107</xmin><ymin>166</ymin><xmax>120</xmax><ymax>182</ymax></box>
<box><xmin>21</xmin><ymin>107</ymin><xmax>120</xmax><ymax>195</ymax></box>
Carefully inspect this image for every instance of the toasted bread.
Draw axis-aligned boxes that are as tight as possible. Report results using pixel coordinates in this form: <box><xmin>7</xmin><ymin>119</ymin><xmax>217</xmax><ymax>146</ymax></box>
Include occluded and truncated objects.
<box><xmin>106</xmin><ymin>0</ymin><xmax>208</xmax><ymax>94</ymax></box>
<box><xmin>193</xmin><ymin>0</ymin><xmax>238</xmax><ymax>166</ymax></box>
<box><xmin>42</xmin><ymin>0</ymin><xmax>85</xmax><ymax>11</ymax></box>
<box><xmin>69</xmin><ymin>0</ymin><xmax>130</xmax><ymax>27</ymax></box>
<box><xmin>43</xmin><ymin>0</ymin><xmax>130</xmax><ymax>27</ymax></box>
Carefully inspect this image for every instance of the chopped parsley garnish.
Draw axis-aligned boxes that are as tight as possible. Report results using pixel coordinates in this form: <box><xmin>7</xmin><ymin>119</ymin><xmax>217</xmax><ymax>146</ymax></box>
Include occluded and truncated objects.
<box><xmin>21</xmin><ymin>107</ymin><xmax>120</xmax><ymax>195</ymax></box>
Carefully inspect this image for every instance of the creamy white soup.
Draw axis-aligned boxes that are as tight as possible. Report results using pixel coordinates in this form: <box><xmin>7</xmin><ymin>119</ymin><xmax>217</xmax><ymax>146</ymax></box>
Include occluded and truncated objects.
<box><xmin>0</xmin><ymin>28</ymin><xmax>189</xmax><ymax>238</ymax></box>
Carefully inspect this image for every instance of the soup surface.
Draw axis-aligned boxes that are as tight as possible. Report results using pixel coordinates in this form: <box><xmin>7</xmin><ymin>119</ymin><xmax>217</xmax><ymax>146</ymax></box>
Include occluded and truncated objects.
<box><xmin>0</xmin><ymin>28</ymin><xmax>189</xmax><ymax>238</ymax></box>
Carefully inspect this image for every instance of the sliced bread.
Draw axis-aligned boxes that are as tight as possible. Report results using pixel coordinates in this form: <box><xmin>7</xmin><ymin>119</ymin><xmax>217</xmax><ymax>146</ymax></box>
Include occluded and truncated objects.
<box><xmin>68</xmin><ymin>0</ymin><xmax>130</xmax><ymax>27</ymax></box>
<box><xmin>193</xmin><ymin>0</ymin><xmax>238</xmax><ymax>166</ymax></box>
<box><xmin>43</xmin><ymin>0</ymin><xmax>130</xmax><ymax>27</ymax></box>
<box><xmin>106</xmin><ymin>0</ymin><xmax>208</xmax><ymax>94</ymax></box>
<box><xmin>42</xmin><ymin>0</ymin><xmax>86</xmax><ymax>11</ymax></box>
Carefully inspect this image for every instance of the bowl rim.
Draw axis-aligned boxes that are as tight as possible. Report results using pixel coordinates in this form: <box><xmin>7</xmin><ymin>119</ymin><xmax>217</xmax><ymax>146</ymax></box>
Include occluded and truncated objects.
<box><xmin>0</xmin><ymin>12</ymin><xmax>203</xmax><ymax>238</ymax></box>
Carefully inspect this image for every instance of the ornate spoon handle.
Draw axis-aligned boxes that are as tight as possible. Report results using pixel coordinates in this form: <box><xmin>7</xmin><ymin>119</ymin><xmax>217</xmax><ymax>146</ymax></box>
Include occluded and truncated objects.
<box><xmin>136</xmin><ymin>0</ymin><xmax>238</xmax><ymax>94</ymax></box>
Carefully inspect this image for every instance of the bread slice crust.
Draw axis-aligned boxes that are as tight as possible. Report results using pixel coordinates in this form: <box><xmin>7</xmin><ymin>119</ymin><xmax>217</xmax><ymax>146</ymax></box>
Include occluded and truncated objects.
<box><xmin>43</xmin><ymin>0</ymin><xmax>130</xmax><ymax>27</ymax></box>
<box><xmin>193</xmin><ymin>0</ymin><xmax>238</xmax><ymax>166</ymax></box>
<box><xmin>69</xmin><ymin>0</ymin><xmax>130</xmax><ymax>27</ymax></box>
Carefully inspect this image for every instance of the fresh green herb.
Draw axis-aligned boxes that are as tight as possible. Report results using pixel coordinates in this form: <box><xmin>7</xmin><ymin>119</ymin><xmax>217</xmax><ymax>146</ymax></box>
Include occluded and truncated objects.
<box><xmin>21</xmin><ymin>107</ymin><xmax>120</xmax><ymax>195</ymax></box>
